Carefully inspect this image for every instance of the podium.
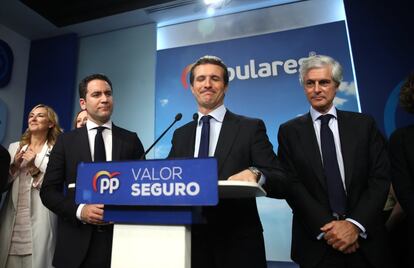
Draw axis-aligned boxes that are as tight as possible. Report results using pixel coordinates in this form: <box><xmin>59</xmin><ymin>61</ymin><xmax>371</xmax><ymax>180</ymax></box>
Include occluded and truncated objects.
<box><xmin>218</xmin><ymin>180</ymin><xmax>266</xmax><ymax>198</ymax></box>
<box><xmin>75</xmin><ymin>158</ymin><xmax>266</xmax><ymax>268</ymax></box>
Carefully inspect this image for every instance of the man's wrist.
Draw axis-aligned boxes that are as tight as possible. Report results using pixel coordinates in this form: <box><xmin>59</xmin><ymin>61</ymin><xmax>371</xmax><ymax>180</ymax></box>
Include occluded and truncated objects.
<box><xmin>345</xmin><ymin>218</ymin><xmax>367</xmax><ymax>239</ymax></box>
<box><xmin>248</xmin><ymin>166</ymin><xmax>261</xmax><ymax>181</ymax></box>
<box><xmin>76</xmin><ymin>204</ymin><xmax>86</xmax><ymax>221</ymax></box>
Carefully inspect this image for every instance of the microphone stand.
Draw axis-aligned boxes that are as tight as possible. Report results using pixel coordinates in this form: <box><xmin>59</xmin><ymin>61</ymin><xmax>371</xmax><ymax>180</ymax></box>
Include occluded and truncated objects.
<box><xmin>140</xmin><ymin>113</ymin><xmax>182</xmax><ymax>159</ymax></box>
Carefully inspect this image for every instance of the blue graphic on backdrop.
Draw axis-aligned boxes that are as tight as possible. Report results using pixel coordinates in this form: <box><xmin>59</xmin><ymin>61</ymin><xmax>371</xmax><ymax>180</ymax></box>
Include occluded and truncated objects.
<box><xmin>155</xmin><ymin>21</ymin><xmax>359</xmax><ymax>261</ymax></box>
<box><xmin>0</xmin><ymin>39</ymin><xmax>13</xmax><ymax>88</ymax></box>
<box><xmin>384</xmin><ymin>80</ymin><xmax>404</xmax><ymax>137</ymax></box>
<box><xmin>383</xmin><ymin>77</ymin><xmax>414</xmax><ymax>138</ymax></box>
<box><xmin>155</xmin><ymin>21</ymin><xmax>359</xmax><ymax>159</ymax></box>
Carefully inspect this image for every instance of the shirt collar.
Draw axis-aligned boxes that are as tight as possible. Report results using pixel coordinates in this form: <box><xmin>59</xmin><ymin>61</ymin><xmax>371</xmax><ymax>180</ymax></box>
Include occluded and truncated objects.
<box><xmin>86</xmin><ymin>120</ymin><xmax>112</xmax><ymax>131</ymax></box>
<box><xmin>197</xmin><ymin>104</ymin><xmax>226</xmax><ymax>125</ymax></box>
<box><xmin>310</xmin><ymin>105</ymin><xmax>337</xmax><ymax>122</ymax></box>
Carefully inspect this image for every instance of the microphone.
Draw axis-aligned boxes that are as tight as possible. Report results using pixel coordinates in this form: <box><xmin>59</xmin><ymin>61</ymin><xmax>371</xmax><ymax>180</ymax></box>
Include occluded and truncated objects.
<box><xmin>193</xmin><ymin>113</ymin><xmax>199</xmax><ymax>122</ymax></box>
<box><xmin>140</xmin><ymin>113</ymin><xmax>182</xmax><ymax>159</ymax></box>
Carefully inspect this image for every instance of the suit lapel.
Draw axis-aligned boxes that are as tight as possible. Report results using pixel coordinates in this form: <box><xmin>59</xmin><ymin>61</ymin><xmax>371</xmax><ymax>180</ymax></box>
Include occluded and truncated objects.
<box><xmin>299</xmin><ymin>113</ymin><xmax>327</xmax><ymax>190</ymax></box>
<box><xmin>337</xmin><ymin>111</ymin><xmax>355</xmax><ymax>190</ymax></box>
<box><xmin>186</xmin><ymin>122</ymin><xmax>197</xmax><ymax>157</ymax></box>
<box><xmin>78</xmin><ymin>127</ymin><xmax>92</xmax><ymax>162</ymax></box>
<box><xmin>214</xmin><ymin>110</ymin><xmax>239</xmax><ymax>175</ymax></box>
<box><xmin>112</xmin><ymin>124</ymin><xmax>122</xmax><ymax>161</ymax></box>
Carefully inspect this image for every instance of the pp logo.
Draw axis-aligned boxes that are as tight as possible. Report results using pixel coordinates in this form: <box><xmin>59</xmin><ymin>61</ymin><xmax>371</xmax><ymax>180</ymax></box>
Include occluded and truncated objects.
<box><xmin>92</xmin><ymin>171</ymin><xmax>120</xmax><ymax>194</ymax></box>
<box><xmin>180</xmin><ymin>64</ymin><xmax>192</xmax><ymax>89</ymax></box>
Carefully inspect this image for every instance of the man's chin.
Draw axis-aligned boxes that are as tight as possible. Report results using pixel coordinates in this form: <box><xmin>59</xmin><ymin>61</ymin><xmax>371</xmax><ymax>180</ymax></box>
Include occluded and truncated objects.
<box><xmin>312</xmin><ymin>100</ymin><xmax>327</xmax><ymax>107</ymax></box>
<box><xmin>92</xmin><ymin>115</ymin><xmax>111</xmax><ymax>124</ymax></box>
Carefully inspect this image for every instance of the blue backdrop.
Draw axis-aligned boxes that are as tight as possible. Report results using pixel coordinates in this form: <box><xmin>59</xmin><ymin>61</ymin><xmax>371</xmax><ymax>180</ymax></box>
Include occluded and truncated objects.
<box><xmin>155</xmin><ymin>21</ymin><xmax>358</xmax><ymax>262</ymax></box>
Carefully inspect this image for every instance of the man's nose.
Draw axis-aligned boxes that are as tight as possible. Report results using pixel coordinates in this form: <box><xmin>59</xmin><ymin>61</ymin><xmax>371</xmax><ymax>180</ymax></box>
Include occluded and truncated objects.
<box><xmin>204</xmin><ymin>78</ymin><xmax>212</xmax><ymax>87</ymax></box>
<box><xmin>314</xmin><ymin>82</ymin><xmax>322</xmax><ymax>92</ymax></box>
<box><xmin>100</xmin><ymin>95</ymin><xmax>109</xmax><ymax>102</ymax></box>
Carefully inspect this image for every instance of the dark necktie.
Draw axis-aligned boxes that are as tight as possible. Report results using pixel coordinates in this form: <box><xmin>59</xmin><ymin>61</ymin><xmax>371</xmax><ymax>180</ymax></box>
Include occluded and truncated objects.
<box><xmin>94</xmin><ymin>126</ymin><xmax>107</xmax><ymax>162</ymax></box>
<box><xmin>198</xmin><ymin>115</ymin><xmax>212</xmax><ymax>158</ymax></box>
<box><xmin>319</xmin><ymin>114</ymin><xmax>346</xmax><ymax>216</ymax></box>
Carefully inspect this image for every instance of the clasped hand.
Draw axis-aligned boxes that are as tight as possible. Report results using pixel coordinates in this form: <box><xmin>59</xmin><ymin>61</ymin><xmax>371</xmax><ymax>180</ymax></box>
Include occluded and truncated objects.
<box><xmin>12</xmin><ymin>148</ymin><xmax>37</xmax><ymax>173</ymax></box>
<box><xmin>22</xmin><ymin>149</ymin><xmax>37</xmax><ymax>169</ymax></box>
<box><xmin>321</xmin><ymin>220</ymin><xmax>360</xmax><ymax>254</ymax></box>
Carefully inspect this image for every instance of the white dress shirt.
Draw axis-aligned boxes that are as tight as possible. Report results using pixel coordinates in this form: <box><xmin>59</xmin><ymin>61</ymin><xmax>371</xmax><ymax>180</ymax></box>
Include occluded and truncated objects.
<box><xmin>194</xmin><ymin>104</ymin><xmax>226</xmax><ymax>158</ymax></box>
<box><xmin>86</xmin><ymin>120</ymin><xmax>113</xmax><ymax>162</ymax></box>
<box><xmin>310</xmin><ymin>106</ymin><xmax>345</xmax><ymax>190</ymax></box>
<box><xmin>310</xmin><ymin>106</ymin><xmax>366</xmax><ymax>237</ymax></box>
<box><xmin>193</xmin><ymin>104</ymin><xmax>265</xmax><ymax>184</ymax></box>
<box><xmin>76</xmin><ymin>120</ymin><xmax>113</xmax><ymax>220</ymax></box>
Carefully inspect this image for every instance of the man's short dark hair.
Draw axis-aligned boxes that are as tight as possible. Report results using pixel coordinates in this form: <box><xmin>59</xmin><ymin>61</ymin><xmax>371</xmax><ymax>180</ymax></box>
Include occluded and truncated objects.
<box><xmin>189</xmin><ymin>55</ymin><xmax>229</xmax><ymax>86</ymax></box>
<box><xmin>79</xmin><ymin>73</ymin><xmax>113</xmax><ymax>99</ymax></box>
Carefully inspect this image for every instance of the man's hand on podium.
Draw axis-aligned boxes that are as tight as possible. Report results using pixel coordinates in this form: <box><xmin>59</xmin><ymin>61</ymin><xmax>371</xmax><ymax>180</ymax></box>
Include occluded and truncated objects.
<box><xmin>228</xmin><ymin>169</ymin><xmax>259</xmax><ymax>182</ymax></box>
<box><xmin>81</xmin><ymin>204</ymin><xmax>107</xmax><ymax>225</ymax></box>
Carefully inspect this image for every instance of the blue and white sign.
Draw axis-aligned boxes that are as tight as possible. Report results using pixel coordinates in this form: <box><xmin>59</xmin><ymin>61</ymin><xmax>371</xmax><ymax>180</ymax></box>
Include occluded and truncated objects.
<box><xmin>76</xmin><ymin>158</ymin><xmax>218</xmax><ymax>206</ymax></box>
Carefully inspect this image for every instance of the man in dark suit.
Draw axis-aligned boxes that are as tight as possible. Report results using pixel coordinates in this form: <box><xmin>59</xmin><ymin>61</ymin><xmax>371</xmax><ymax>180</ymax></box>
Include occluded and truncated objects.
<box><xmin>0</xmin><ymin>144</ymin><xmax>10</xmax><ymax>198</ymax></box>
<box><xmin>277</xmin><ymin>55</ymin><xmax>392</xmax><ymax>268</ymax></box>
<box><xmin>168</xmin><ymin>55</ymin><xmax>286</xmax><ymax>268</ymax></box>
<box><xmin>40</xmin><ymin>74</ymin><xmax>144</xmax><ymax>268</ymax></box>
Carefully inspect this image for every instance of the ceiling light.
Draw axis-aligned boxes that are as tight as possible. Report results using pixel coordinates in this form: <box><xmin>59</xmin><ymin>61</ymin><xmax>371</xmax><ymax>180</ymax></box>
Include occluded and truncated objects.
<box><xmin>204</xmin><ymin>0</ymin><xmax>223</xmax><ymax>5</ymax></box>
<box><xmin>206</xmin><ymin>6</ymin><xmax>216</xmax><ymax>16</ymax></box>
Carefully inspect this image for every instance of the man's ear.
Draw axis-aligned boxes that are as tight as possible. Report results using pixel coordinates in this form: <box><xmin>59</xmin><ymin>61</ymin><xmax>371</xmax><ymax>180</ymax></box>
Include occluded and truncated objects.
<box><xmin>79</xmin><ymin>98</ymin><xmax>86</xmax><ymax>110</ymax></box>
<box><xmin>335</xmin><ymin>81</ymin><xmax>341</xmax><ymax>91</ymax></box>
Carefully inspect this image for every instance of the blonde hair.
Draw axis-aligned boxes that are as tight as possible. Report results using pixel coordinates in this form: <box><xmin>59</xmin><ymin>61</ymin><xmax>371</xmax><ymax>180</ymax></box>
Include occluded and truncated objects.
<box><xmin>20</xmin><ymin>104</ymin><xmax>63</xmax><ymax>147</ymax></box>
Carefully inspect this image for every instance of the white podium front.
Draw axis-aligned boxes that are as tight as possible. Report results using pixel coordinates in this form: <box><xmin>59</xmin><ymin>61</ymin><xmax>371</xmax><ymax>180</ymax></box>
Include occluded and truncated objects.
<box><xmin>111</xmin><ymin>224</ymin><xmax>191</xmax><ymax>268</ymax></box>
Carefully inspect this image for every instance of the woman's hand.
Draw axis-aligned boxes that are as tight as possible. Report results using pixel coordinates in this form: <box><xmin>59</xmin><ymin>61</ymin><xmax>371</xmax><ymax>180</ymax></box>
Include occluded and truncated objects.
<box><xmin>10</xmin><ymin>146</ymin><xmax>25</xmax><ymax>175</ymax></box>
<box><xmin>13</xmin><ymin>148</ymin><xmax>25</xmax><ymax>168</ymax></box>
<box><xmin>23</xmin><ymin>148</ymin><xmax>37</xmax><ymax>169</ymax></box>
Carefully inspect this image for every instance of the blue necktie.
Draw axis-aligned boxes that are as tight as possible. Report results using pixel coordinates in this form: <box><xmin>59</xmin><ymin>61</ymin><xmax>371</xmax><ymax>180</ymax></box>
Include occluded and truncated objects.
<box><xmin>94</xmin><ymin>126</ymin><xmax>107</xmax><ymax>162</ymax></box>
<box><xmin>198</xmin><ymin>115</ymin><xmax>212</xmax><ymax>158</ymax></box>
<box><xmin>319</xmin><ymin>114</ymin><xmax>346</xmax><ymax>216</ymax></box>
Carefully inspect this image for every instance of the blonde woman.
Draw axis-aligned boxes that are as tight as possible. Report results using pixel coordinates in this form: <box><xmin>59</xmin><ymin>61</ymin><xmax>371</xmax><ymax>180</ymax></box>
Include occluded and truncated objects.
<box><xmin>0</xmin><ymin>104</ymin><xmax>62</xmax><ymax>268</ymax></box>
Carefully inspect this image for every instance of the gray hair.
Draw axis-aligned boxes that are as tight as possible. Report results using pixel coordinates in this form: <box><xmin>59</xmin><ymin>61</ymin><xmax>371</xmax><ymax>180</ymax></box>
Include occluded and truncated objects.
<box><xmin>299</xmin><ymin>55</ymin><xmax>343</xmax><ymax>86</ymax></box>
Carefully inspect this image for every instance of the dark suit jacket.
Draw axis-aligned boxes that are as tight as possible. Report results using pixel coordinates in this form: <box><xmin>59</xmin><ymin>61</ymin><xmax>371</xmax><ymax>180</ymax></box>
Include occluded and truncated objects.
<box><xmin>40</xmin><ymin>124</ymin><xmax>144</xmax><ymax>268</ymax></box>
<box><xmin>277</xmin><ymin>110</ymin><xmax>391</xmax><ymax>268</ymax></box>
<box><xmin>168</xmin><ymin>110</ymin><xmax>286</xmax><ymax>267</ymax></box>
<box><xmin>390</xmin><ymin>125</ymin><xmax>414</xmax><ymax>224</ymax></box>
<box><xmin>0</xmin><ymin>144</ymin><xmax>10</xmax><ymax>194</ymax></box>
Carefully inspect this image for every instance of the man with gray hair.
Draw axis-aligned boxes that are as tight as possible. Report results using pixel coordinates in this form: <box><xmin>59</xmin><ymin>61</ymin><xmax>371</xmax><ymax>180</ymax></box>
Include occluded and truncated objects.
<box><xmin>276</xmin><ymin>55</ymin><xmax>392</xmax><ymax>267</ymax></box>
